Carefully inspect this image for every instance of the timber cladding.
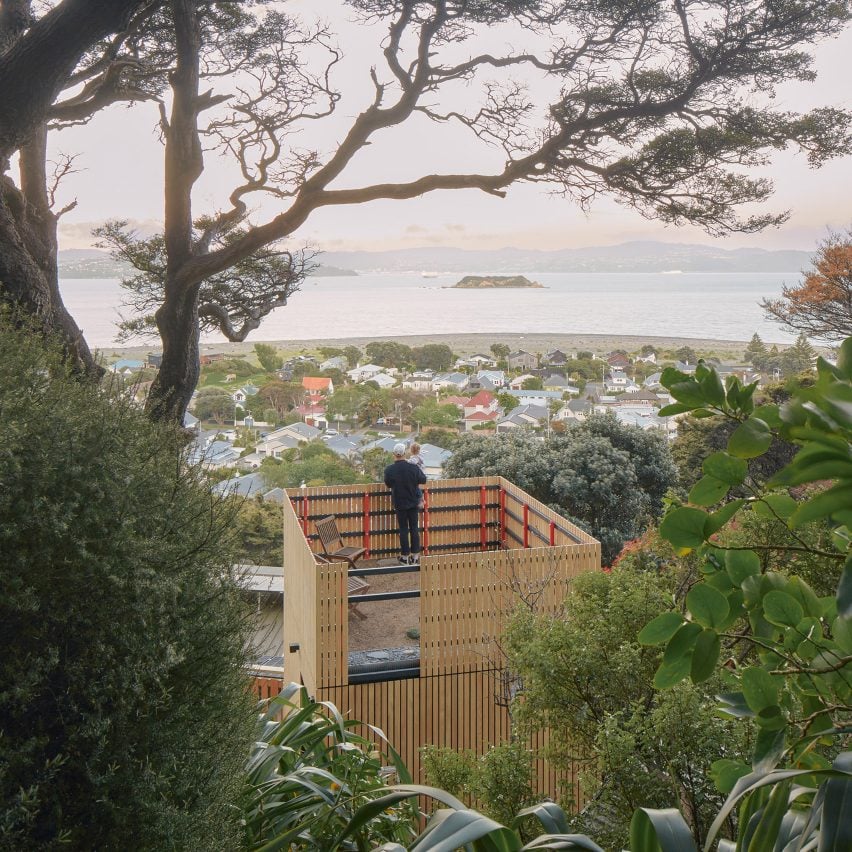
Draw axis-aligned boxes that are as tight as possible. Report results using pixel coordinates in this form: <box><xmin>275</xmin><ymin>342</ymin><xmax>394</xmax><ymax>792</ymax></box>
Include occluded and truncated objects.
<box><xmin>278</xmin><ymin>477</ymin><xmax>600</xmax><ymax>798</ymax></box>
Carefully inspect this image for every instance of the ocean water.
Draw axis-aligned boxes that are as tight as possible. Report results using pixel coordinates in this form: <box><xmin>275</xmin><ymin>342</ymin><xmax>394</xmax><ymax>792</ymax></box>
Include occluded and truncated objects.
<box><xmin>59</xmin><ymin>271</ymin><xmax>800</xmax><ymax>349</ymax></box>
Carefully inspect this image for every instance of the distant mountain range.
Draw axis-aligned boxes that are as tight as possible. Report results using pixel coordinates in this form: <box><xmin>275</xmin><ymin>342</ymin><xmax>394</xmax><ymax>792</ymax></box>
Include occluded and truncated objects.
<box><xmin>58</xmin><ymin>240</ymin><xmax>811</xmax><ymax>278</ymax></box>
<box><xmin>318</xmin><ymin>241</ymin><xmax>812</xmax><ymax>273</ymax></box>
<box><xmin>56</xmin><ymin>249</ymin><xmax>357</xmax><ymax>278</ymax></box>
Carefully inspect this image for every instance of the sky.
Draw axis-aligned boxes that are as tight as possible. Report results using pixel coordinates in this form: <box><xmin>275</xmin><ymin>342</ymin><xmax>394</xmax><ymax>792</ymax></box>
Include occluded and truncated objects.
<box><xmin>54</xmin><ymin>2</ymin><xmax>852</xmax><ymax>255</ymax></box>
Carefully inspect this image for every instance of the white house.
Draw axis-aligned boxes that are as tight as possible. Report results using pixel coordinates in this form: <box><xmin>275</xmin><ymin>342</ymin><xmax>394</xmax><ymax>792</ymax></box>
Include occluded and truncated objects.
<box><xmin>508</xmin><ymin>373</ymin><xmax>538</xmax><ymax>390</ymax></box>
<box><xmin>402</xmin><ymin>370</ymin><xmax>435</xmax><ymax>391</ymax></box>
<box><xmin>364</xmin><ymin>372</ymin><xmax>397</xmax><ymax>389</ymax></box>
<box><xmin>506</xmin><ymin>389</ymin><xmax>563</xmax><ymax>408</ymax></box>
<box><xmin>432</xmin><ymin>372</ymin><xmax>470</xmax><ymax>391</ymax></box>
<box><xmin>320</xmin><ymin>355</ymin><xmax>348</xmax><ymax>371</ymax></box>
<box><xmin>476</xmin><ymin>369</ymin><xmax>506</xmax><ymax>388</ymax></box>
<box><xmin>463</xmin><ymin>390</ymin><xmax>499</xmax><ymax>418</ymax></box>
<box><xmin>347</xmin><ymin>363</ymin><xmax>384</xmax><ymax>382</ymax></box>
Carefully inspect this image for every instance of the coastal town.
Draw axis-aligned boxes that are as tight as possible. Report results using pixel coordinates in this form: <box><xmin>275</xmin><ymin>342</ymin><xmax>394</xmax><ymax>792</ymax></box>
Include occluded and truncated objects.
<box><xmin>106</xmin><ymin>332</ymin><xmax>817</xmax><ymax>501</ymax></box>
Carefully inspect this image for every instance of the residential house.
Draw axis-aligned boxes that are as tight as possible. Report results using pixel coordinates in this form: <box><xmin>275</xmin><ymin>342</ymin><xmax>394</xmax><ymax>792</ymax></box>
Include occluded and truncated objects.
<box><xmin>508</xmin><ymin>373</ymin><xmax>538</xmax><ymax>390</ymax></box>
<box><xmin>441</xmin><ymin>394</ymin><xmax>469</xmax><ymax>410</ymax></box>
<box><xmin>476</xmin><ymin>369</ymin><xmax>506</xmax><ymax>388</ymax></box>
<box><xmin>236</xmin><ymin>563</ymin><xmax>284</xmax><ymax>661</ymax></box>
<box><xmin>604</xmin><ymin>370</ymin><xmax>631</xmax><ymax>392</ymax></box>
<box><xmin>146</xmin><ymin>352</ymin><xmax>163</xmax><ymax>368</ymax></box>
<box><xmin>212</xmin><ymin>471</ymin><xmax>268</xmax><ymax>498</ymax></box>
<box><xmin>614</xmin><ymin>388</ymin><xmax>661</xmax><ymax>406</ymax></box>
<box><xmin>644</xmin><ymin>372</ymin><xmax>663</xmax><ymax>389</ymax></box>
<box><xmin>322</xmin><ymin>435</ymin><xmax>361</xmax><ymax>459</ymax></box>
<box><xmin>302</xmin><ymin>376</ymin><xmax>334</xmax><ymax>403</ymax></box>
<box><xmin>543</xmin><ymin>349</ymin><xmax>569</xmax><ymax>366</ymax></box>
<box><xmin>188</xmin><ymin>438</ymin><xmax>241</xmax><ymax>470</ymax></box>
<box><xmin>554</xmin><ymin>398</ymin><xmax>593</xmax><ymax>422</ymax></box>
<box><xmin>402</xmin><ymin>370</ymin><xmax>435</xmax><ymax>392</ymax></box>
<box><xmin>232</xmin><ymin>388</ymin><xmax>248</xmax><ymax>404</ymax></box>
<box><xmin>419</xmin><ymin>443</ymin><xmax>453</xmax><ymax>479</ymax></box>
<box><xmin>675</xmin><ymin>360</ymin><xmax>697</xmax><ymax>375</ymax></box>
<box><xmin>496</xmin><ymin>404</ymin><xmax>548</xmax><ymax>432</ymax></box>
<box><xmin>635</xmin><ymin>352</ymin><xmax>657</xmax><ymax>364</ymax></box>
<box><xmin>347</xmin><ymin>363</ymin><xmax>384</xmax><ymax>383</ymax></box>
<box><xmin>320</xmin><ymin>355</ymin><xmax>347</xmax><ymax>372</ymax></box>
<box><xmin>543</xmin><ymin>374</ymin><xmax>579</xmax><ymax>394</ymax></box>
<box><xmin>463</xmin><ymin>390</ymin><xmax>499</xmax><ymax>419</ymax></box>
<box><xmin>612</xmin><ymin>406</ymin><xmax>678</xmax><ymax>438</ymax></box>
<box><xmin>432</xmin><ymin>372</ymin><xmax>470</xmax><ymax>392</ymax></box>
<box><xmin>278</xmin><ymin>421</ymin><xmax>322</xmax><ymax>443</ymax></box>
<box><xmin>257</xmin><ymin>433</ymin><xmax>301</xmax><ymax>459</ymax></box>
<box><xmin>462</xmin><ymin>410</ymin><xmax>499</xmax><ymax>431</ymax></box>
<box><xmin>365</xmin><ymin>372</ymin><xmax>397</xmax><ymax>389</ymax></box>
<box><xmin>109</xmin><ymin>358</ymin><xmax>145</xmax><ymax>375</ymax></box>
<box><xmin>506</xmin><ymin>389</ymin><xmax>563</xmax><ymax>408</ymax></box>
<box><xmin>199</xmin><ymin>352</ymin><xmax>224</xmax><ymax>366</ymax></box>
<box><xmin>507</xmin><ymin>350</ymin><xmax>537</xmax><ymax>371</ymax></box>
<box><xmin>607</xmin><ymin>352</ymin><xmax>631</xmax><ymax>369</ymax></box>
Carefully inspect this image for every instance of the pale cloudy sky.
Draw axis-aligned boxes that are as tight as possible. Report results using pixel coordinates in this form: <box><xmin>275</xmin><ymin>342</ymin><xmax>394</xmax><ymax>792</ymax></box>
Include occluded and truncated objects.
<box><xmin>54</xmin><ymin>2</ymin><xmax>851</xmax><ymax>253</ymax></box>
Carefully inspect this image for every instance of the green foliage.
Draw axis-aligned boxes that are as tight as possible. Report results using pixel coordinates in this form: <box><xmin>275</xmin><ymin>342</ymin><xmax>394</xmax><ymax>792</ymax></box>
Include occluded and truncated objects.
<box><xmin>445</xmin><ymin>415</ymin><xmax>678</xmax><ymax>563</ymax></box>
<box><xmin>0</xmin><ymin>320</ymin><xmax>253</xmax><ymax>849</ymax></box>
<box><xmin>254</xmin><ymin>342</ymin><xmax>283</xmax><ymax>372</ymax></box>
<box><xmin>240</xmin><ymin>686</ymin><xmax>852</xmax><ymax>852</ymax></box>
<box><xmin>491</xmin><ymin>343</ymin><xmax>511</xmax><ymax>360</ymax></box>
<box><xmin>504</xmin><ymin>564</ymin><xmax>746</xmax><ymax>849</ymax></box>
<box><xmin>233</xmin><ymin>498</ymin><xmax>283</xmax><ymax>564</ymax></box>
<box><xmin>420</xmin><ymin>427</ymin><xmax>460</xmax><ymax>450</ymax></box>
<box><xmin>260</xmin><ymin>442</ymin><xmax>368</xmax><ymax>487</ymax></box>
<box><xmin>343</xmin><ymin>345</ymin><xmax>362</xmax><ymax>368</ymax></box>
<box><xmin>362</xmin><ymin>447</ymin><xmax>395</xmax><ymax>480</ymax></box>
<box><xmin>422</xmin><ymin>742</ymin><xmax>537</xmax><ymax>830</ymax></box>
<box><xmin>412</xmin><ymin>343</ymin><xmax>454</xmax><ymax>372</ymax></box>
<box><xmin>365</xmin><ymin>341</ymin><xmax>413</xmax><ymax>368</ymax></box>
<box><xmin>242</xmin><ymin>684</ymin><xmax>419</xmax><ymax>850</ymax></box>
<box><xmin>522</xmin><ymin>376</ymin><xmax>544</xmax><ymax>390</ymax></box>
<box><xmin>412</xmin><ymin>398</ymin><xmax>461</xmax><ymax>428</ymax></box>
<box><xmin>647</xmin><ymin>344</ymin><xmax>852</xmax><ymax>842</ymax></box>
<box><xmin>194</xmin><ymin>385</ymin><xmax>235</xmax><ymax>423</ymax></box>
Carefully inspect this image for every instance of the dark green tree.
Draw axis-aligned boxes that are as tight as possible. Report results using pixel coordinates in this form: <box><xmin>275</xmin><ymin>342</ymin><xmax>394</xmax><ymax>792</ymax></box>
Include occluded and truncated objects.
<box><xmin>343</xmin><ymin>345</ymin><xmax>363</xmax><ymax>368</ymax></box>
<box><xmin>780</xmin><ymin>332</ymin><xmax>817</xmax><ymax>374</ymax></box>
<box><xmin>0</xmin><ymin>318</ymin><xmax>253</xmax><ymax>849</ymax></box>
<box><xmin>364</xmin><ymin>341</ymin><xmax>413</xmax><ymax>369</ymax></box>
<box><xmin>744</xmin><ymin>332</ymin><xmax>768</xmax><ymax>367</ymax></box>
<box><xmin>446</xmin><ymin>416</ymin><xmax>678</xmax><ymax>562</ymax></box>
<box><xmin>254</xmin><ymin>342</ymin><xmax>283</xmax><ymax>373</ymax></box>
<box><xmin>193</xmin><ymin>386</ymin><xmax>235</xmax><ymax>424</ymax></box>
<box><xmin>412</xmin><ymin>343</ymin><xmax>454</xmax><ymax>372</ymax></box>
<box><xmin>490</xmin><ymin>343</ymin><xmax>510</xmax><ymax>360</ymax></box>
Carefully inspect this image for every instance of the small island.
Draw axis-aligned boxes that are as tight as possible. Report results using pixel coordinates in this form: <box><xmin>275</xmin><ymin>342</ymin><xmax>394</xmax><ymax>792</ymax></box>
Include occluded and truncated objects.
<box><xmin>451</xmin><ymin>275</ymin><xmax>543</xmax><ymax>289</ymax></box>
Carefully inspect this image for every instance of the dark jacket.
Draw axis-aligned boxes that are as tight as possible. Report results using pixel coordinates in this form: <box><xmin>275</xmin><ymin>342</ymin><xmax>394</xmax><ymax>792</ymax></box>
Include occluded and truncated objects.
<box><xmin>384</xmin><ymin>459</ymin><xmax>427</xmax><ymax>511</ymax></box>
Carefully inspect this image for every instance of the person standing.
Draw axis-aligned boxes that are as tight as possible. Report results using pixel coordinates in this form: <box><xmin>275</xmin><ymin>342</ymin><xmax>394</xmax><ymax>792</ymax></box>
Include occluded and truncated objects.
<box><xmin>384</xmin><ymin>442</ymin><xmax>427</xmax><ymax>564</ymax></box>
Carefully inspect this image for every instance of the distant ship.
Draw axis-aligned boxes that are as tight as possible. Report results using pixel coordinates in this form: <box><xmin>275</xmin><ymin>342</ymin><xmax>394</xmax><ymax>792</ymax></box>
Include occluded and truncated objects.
<box><xmin>421</xmin><ymin>271</ymin><xmax>439</xmax><ymax>278</ymax></box>
<box><xmin>661</xmin><ymin>269</ymin><xmax>683</xmax><ymax>275</ymax></box>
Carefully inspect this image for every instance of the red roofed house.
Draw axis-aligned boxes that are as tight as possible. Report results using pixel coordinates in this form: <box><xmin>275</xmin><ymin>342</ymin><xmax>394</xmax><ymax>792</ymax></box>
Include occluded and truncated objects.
<box><xmin>302</xmin><ymin>376</ymin><xmax>334</xmax><ymax>404</ymax></box>
<box><xmin>442</xmin><ymin>395</ymin><xmax>470</xmax><ymax>409</ymax></box>
<box><xmin>607</xmin><ymin>352</ymin><xmax>631</xmax><ymax>369</ymax></box>
<box><xmin>462</xmin><ymin>409</ymin><xmax>500</xmax><ymax>431</ymax></box>
<box><xmin>463</xmin><ymin>390</ymin><xmax>498</xmax><ymax>419</ymax></box>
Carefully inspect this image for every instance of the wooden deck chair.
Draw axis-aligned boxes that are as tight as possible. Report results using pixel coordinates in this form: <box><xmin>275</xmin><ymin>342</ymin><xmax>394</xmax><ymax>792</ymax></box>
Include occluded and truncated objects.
<box><xmin>314</xmin><ymin>515</ymin><xmax>366</xmax><ymax>569</ymax></box>
<box><xmin>315</xmin><ymin>515</ymin><xmax>370</xmax><ymax>618</ymax></box>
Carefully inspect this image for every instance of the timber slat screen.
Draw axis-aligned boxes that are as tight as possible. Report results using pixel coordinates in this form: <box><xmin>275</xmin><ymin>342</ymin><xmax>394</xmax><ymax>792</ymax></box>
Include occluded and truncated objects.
<box><xmin>278</xmin><ymin>476</ymin><xmax>601</xmax><ymax>799</ymax></box>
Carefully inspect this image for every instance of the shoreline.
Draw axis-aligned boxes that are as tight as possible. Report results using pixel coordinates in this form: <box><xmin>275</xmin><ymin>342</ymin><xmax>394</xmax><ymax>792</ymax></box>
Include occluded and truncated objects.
<box><xmin>96</xmin><ymin>331</ymin><xmax>778</xmax><ymax>361</ymax></box>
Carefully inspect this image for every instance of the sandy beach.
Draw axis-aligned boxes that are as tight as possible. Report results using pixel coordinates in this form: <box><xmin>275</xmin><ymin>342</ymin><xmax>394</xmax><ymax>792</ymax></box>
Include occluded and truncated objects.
<box><xmin>98</xmin><ymin>331</ymin><xmax>767</xmax><ymax>362</ymax></box>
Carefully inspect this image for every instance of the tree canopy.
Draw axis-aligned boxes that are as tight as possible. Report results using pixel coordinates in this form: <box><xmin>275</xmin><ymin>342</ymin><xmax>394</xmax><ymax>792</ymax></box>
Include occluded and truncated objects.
<box><xmin>445</xmin><ymin>415</ymin><xmax>678</xmax><ymax>562</ymax></box>
<box><xmin>1</xmin><ymin>0</ymin><xmax>850</xmax><ymax>422</ymax></box>
<box><xmin>0</xmin><ymin>316</ymin><xmax>252</xmax><ymax>848</ymax></box>
<box><xmin>763</xmin><ymin>230</ymin><xmax>852</xmax><ymax>342</ymax></box>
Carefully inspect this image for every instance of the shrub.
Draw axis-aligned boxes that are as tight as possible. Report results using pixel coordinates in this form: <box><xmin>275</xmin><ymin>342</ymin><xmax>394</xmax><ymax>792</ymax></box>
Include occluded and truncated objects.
<box><xmin>0</xmin><ymin>319</ymin><xmax>254</xmax><ymax>849</ymax></box>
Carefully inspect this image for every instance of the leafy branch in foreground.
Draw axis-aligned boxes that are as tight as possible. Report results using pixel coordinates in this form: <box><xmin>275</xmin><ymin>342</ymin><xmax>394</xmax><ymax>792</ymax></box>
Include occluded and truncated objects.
<box><xmin>638</xmin><ymin>338</ymin><xmax>852</xmax><ymax>840</ymax></box>
<box><xmin>246</xmin><ymin>685</ymin><xmax>852</xmax><ymax>851</ymax></box>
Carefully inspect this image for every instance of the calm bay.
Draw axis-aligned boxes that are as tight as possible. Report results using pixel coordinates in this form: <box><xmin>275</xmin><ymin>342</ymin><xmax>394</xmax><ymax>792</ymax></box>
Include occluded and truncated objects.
<box><xmin>59</xmin><ymin>270</ymin><xmax>800</xmax><ymax>350</ymax></box>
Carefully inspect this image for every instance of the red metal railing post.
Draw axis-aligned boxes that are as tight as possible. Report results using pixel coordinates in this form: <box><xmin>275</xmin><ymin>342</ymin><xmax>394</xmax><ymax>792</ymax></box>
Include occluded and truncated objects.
<box><xmin>549</xmin><ymin>520</ymin><xmax>556</xmax><ymax>546</ymax></box>
<box><xmin>500</xmin><ymin>487</ymin><xmax>507</xmax><ymax>546</ymax></box>
<box><xmin>302</xmin><ymin>494</ymin><xmax>310</xmax><ymax>540</ymax></box>
<box><xmin>423</xmin><ymin>488</ymin><xmax>430</xmax><ymax>554</ymax></box>
<box><xmin>523</xmin><ymin>503</ymin><xmax>529</xmax><ymax>548</ymax></box>
<box><xmin>363</xmin><ymin>492</ymin><xmax>371</xmax><ymax>558</ymax></box>
<box><xmin>480</xmin><ymin>484</ymin><xmax>487</xmax><ymax>551</ymax></box>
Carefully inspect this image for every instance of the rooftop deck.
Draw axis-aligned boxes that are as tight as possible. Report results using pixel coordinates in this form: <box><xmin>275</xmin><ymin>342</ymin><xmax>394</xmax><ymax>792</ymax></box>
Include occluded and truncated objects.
<box><xmin>276</xmin><ymin>475</ymin><xmax>601</xmax><ymax>792</ymax></box>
